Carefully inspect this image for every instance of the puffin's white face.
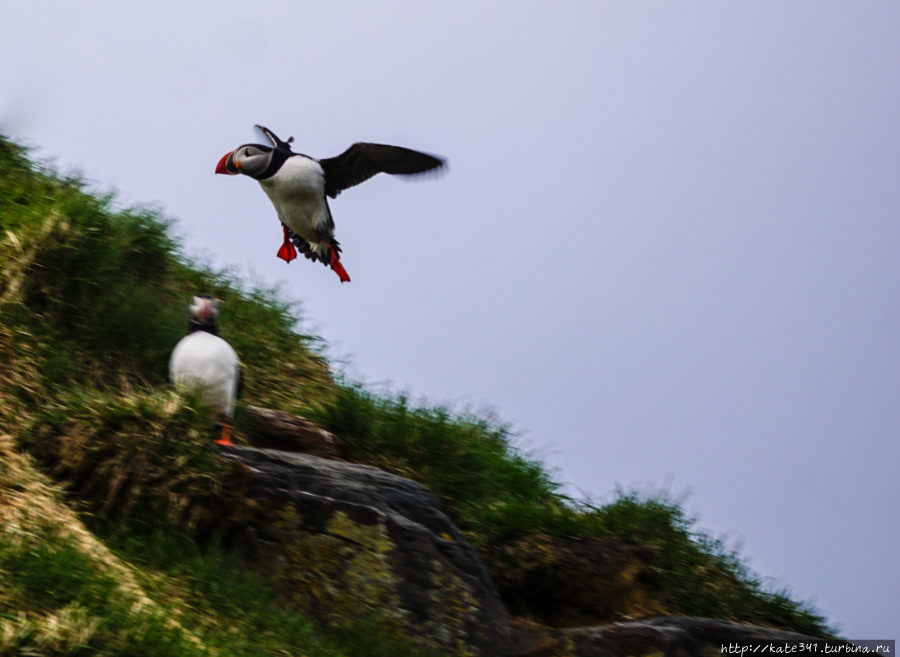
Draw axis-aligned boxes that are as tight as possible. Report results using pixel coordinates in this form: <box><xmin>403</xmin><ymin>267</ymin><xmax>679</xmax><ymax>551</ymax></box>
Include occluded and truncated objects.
<box><xmin>189</xmin><ymin>295</ymin><xmax>219</xmax><ymax>325</ymax></box>
<box><xmin>215</xmin><ymin>144</ymin><xmax>273</xmax><ymax>178</ymax></box>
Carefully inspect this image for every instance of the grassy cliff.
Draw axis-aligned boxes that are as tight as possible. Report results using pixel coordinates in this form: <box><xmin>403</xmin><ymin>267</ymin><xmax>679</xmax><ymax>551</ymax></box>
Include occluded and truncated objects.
<box><xmin>0</xmin><ymin>135</ymin><xmax>831</xmax><ymax>655</ymax></box>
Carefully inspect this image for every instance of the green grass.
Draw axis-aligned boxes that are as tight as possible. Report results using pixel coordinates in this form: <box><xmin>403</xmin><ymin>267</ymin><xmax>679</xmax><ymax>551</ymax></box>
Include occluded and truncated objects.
<box><xmin>0</xmin><ymin>516</ymin><xmax>211</xmax><ymax>656</ymax></box>
<box><xmin>310</xmin><ymin>385</ymin><xmax>561</xmax><ymax>534</ymax></box>
<box><xmin>0</xmin><ymin>513</ymin><xmax>434</xmax><ymax>656</ymax></box>
<box><xmin>0</xmin><ymin>131</ymin><xmax>834</xmax><ymax>644</ymax></box>
<box><xmin>591</xmin><ymin>491</ymin><xmax>830</xmax><ymax>636</ymax></box>
<box><xmin>94</xmin><ymin>522</ymin><xmax>443</xmax><ymax>657</ymax></box>
<box><xmin>21</xmin><ymin>386</ymin><xmax>230</xmax><ymax>523</ymax></box>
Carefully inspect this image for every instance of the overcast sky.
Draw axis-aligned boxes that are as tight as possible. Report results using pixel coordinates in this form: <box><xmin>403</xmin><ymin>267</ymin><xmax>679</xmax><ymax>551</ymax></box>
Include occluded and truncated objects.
<box><xmin>2</xmin><ymin>1</ymin><xmax>898</xmax><ymax>641</ymax></box>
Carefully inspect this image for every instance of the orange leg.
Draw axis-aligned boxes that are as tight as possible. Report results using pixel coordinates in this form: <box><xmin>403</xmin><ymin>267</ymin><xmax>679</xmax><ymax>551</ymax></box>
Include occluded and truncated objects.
<box><xmin>328</xmin><ymin>245</ymin><xmax>350</xmax><ymax>283</ymax></box>
<box><xmin>214</xmin><ymin>421</ymin><xmax>233</xmax><ymax>446</ymax></box>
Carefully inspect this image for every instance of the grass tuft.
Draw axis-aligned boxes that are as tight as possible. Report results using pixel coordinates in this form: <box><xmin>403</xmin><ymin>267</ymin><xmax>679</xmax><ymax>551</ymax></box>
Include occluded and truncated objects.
<box><xmin>21</xmin><ymin>386</ymin><xmax>229</xmax><ymax>523</ymax></box>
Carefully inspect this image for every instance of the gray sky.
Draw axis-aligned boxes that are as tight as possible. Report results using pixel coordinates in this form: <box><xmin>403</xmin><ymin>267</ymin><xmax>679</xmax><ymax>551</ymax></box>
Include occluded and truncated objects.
<box><xmin>3</xmin><ymin>1</ymin><xmax>898</xmax><ymax>640</ymax></box>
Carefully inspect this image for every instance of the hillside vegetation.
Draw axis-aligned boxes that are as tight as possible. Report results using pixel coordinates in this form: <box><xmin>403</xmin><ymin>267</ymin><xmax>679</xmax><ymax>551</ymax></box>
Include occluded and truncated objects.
<box><xmin>0</xmin><ymin>135</ymin><xmax>831</xmax><ymax>655</ymax></box>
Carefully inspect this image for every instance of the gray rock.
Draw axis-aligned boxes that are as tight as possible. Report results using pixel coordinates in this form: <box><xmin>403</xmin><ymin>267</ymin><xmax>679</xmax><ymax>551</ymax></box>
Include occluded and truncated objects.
<box><xmin>564</xmin><ymin>616</ymin><xmax>842</xmax><ymax>657</ymax></box>
<box><xmin>218</xmin><ymin>445</ymin><xmax>510</xmax><ymax>657</ymax></box>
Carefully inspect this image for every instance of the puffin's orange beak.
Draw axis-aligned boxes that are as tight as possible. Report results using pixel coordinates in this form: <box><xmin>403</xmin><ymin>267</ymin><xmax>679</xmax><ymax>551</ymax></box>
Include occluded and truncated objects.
<box><xmin>198</xmin><ymin>299</ymin><xmax>212</xmax><ymax>322</ymax></box>
<box><xmin>216</xmin><ymin>151</ymin><xmax>238</xmax><ymax>175</ymax></box>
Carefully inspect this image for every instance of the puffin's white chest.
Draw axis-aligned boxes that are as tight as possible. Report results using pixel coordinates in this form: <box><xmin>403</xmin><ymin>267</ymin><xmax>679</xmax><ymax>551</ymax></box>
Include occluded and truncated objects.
<box><xmin>169</xmin><ymin>332</ymin><xmax>240</xmax><ymax>416</ymax></box>
<box><xmin>258</xmin><ymin>156</ymin><xmax>330</xmax><ymax>240</ymax></box>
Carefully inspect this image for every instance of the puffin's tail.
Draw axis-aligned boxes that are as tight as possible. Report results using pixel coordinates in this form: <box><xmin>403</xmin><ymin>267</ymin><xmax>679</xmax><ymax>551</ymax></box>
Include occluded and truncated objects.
<box><xmin>279</xmin><ymin>225</ymin><xmax>350</xmax><ymax>282</ymax></box>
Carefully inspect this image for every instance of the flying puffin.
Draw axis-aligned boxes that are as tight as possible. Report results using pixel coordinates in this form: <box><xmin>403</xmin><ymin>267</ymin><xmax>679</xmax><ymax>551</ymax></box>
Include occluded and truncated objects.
<box><xmin>215</xmin><ymin>125</ymin><xmax>445</xmax><ymax>283</ymax></box>
<box><xmin>169</xmin><ymin>295</ymin><xmax>241</xmax><ymax>446</ymax></box>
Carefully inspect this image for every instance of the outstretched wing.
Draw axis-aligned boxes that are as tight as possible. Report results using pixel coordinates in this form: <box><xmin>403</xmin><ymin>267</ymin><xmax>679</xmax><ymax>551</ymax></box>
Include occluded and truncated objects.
<box><xmin>319</xmin><ymin>143</ymin><xmax>445</xmax><ymax>198</ymax></box>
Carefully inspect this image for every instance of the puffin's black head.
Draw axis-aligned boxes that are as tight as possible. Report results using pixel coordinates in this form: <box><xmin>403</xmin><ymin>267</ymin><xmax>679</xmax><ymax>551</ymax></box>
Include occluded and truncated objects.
<box><xmin>215</xmin><ymin>125</ymin><xmax>294</xmax><ymax>180</ymax></box>
<box><xmin>215</xmin><ymin>143</ymin><xmax>274</xmax><ymax>178</ymax></box>
<box><xmin>188</xmin><ymin>295</ymin><xmax>220</xmax><ymax>335</ymax></box>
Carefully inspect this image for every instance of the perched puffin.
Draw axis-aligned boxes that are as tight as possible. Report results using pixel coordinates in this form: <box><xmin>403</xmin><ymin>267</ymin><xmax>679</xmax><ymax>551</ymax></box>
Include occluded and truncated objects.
<box><xmin>215</xmin><ymin>125</ymin><xmax>445</xmax><ymax>283</ymax></box>
<box><xmin>169</xmin><ymin>295</ymin><xmax>241</xmax><ymax>446</ymax></box>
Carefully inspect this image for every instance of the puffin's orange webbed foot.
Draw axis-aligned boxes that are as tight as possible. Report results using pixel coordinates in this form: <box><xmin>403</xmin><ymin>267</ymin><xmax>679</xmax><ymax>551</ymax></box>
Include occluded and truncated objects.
<box><xmin>213</xmin><ymin>421</ymin><xmax>233</xmax><ymax>446</ymax></box>
<box><xmin>277</xmin><ymin>226</ymin><xmax>297</xmax><ymax>263</ymax></box>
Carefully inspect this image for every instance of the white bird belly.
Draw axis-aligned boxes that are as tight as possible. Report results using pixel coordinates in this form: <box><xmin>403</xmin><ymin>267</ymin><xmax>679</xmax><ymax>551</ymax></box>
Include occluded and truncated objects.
<box><xmin>169</xmin><ymin>333</ymin><xmax>240</xmax><ymax>417</ymax></box>
<box><xmin>259</xmin><ymin>156</ymin><xmax>331</xmax><ymax>245</ymax></box>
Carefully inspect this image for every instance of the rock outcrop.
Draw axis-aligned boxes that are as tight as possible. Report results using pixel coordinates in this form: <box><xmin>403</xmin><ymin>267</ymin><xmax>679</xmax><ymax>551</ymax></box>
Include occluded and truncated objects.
<box><xmin>562</xmin><ymin>616</ymin><xmax>849</xmax><ymax>657</ymax></box>
<box><xmin>218</xmin><ymin>445</ymin><xmax>510</xmax><ymax>657</ymax></box>
<box><xmin>240</xmin><ymin>405</ymin><xmax>343</xmax><ymax>458</ymax></box>
<box><xmin>214</xmin><ymin>445</ymin><xmax>839</xmax><ymax>657</ymax></box>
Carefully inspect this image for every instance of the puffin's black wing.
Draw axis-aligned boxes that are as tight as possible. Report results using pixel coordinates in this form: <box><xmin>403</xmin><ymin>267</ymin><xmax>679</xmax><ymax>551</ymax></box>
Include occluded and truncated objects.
<box><xmin>235</xmin><ymin>362</ymin><xmax>244</xmax><ymax>399</ymax></box>
<box><xmin>319</xmin><ymin>143</ymin><xmax>445</xmax><ymax>198</ymax></box>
